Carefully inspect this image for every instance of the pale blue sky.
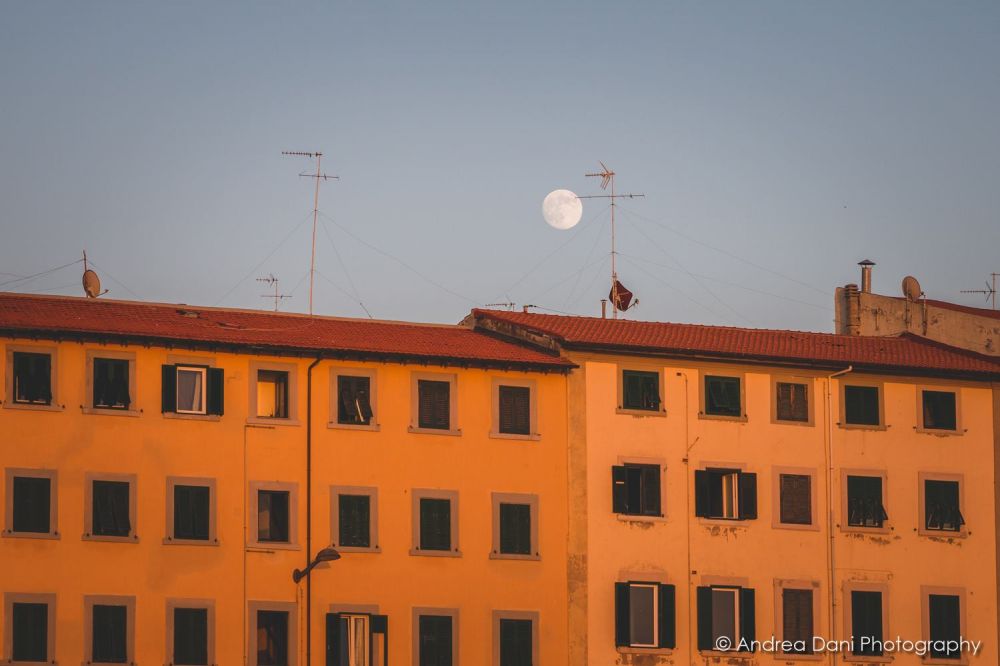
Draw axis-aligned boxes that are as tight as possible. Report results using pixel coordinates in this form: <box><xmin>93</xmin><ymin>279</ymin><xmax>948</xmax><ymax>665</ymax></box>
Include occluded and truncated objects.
<box><xmin>1</xmin><ymin>2</ymin><xmax>997</xmax><ymax>331</ymax></box>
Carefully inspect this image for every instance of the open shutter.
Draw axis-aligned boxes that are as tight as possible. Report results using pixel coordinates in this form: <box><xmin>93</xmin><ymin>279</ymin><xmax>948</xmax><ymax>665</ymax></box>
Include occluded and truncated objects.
<box><xmin>740</xmin><ymin>588</ymin><xmax>756</xmax><ymax>651</ymax></box>
<box><xmin>641</xmin><ymin>465</ymin><xmax>661</xmax><ymax>516</ymax></box>
<box><xmin>325</xmin><ymin>613</ymin><xmax>342</xmax><ymax>666</ymax></box>
<box><xmin>207</xmin><ymin>367</ymin><xmax>224</xmax><ymax>415</ymax></box>
<box><xmin>738</xmin><ymin>472</ymin><xmax>757</xmax><ymax>520</ymax></box>
<box><xmin>161</xmin><ymin>364</ymin><xmax>176</xmax><ymax>413</ymax></box>
<box><xmin>614</xmin><ymin>582</ymin><xmax>630</xmax><ymax>647</ymax></box>
<box><xmin>694</xmin><ymin>471</ymin><xmax>710</xmax><ymax>517</ymax></box>
<box><xmin>371</xmin><ymin>614</ymin><xmax>389</xmax><ymax>666</ymax></box>
<box><xmin>658</xmin><ymin>584</ymin><xmax>676</xmax><ymax>648</ymax></box>
<box><xmin>696</xmin><ymin>586</ymin><xmax>713</xmax><ymax>651</ymax></box>
<box><xmin>612</xmin><ymin>466</ymin><xmax>628</xmax><ymax>514</ymax></box>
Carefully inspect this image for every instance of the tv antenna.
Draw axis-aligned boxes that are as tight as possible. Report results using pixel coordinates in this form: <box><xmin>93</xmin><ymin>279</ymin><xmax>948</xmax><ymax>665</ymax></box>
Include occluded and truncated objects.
<box><xmin>257</xmin><ymin>274</ymin><xmax>291</xmax><ymax>311</ymax></box>
<box><xmin>578</xmin><ymin>162</ymin><xmax>644</xmax><ymax>319</ymax></box>
<box><xmin>282</xmin><ymin>151</ymin><xmax>339</xmax><ymax>315</ymax></box>
<box><xmin>960</xmin><ymin>272</ymin><xmax>999</xmax><ymax>310</ymax></box>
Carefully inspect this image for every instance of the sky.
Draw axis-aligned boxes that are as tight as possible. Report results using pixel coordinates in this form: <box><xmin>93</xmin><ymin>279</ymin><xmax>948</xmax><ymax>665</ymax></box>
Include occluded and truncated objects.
<box><xmin>1</xmin><ymin>2</ymin><xmax>998</xmax><ymax>332</ymax></box>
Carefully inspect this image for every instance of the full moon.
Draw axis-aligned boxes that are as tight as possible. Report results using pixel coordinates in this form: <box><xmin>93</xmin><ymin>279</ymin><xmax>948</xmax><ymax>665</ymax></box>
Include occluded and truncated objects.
<box><xmin>542</xmin><ymin>189</ymin><xmax>583</xmax><ymax>230</ymax></box>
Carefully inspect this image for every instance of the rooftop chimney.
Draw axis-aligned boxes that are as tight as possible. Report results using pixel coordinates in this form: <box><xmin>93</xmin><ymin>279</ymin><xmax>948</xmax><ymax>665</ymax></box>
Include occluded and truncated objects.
<box><xmin>858</xmin><ymin>259</ymin><xmax>875</xmax><ymax>294</ymax></box>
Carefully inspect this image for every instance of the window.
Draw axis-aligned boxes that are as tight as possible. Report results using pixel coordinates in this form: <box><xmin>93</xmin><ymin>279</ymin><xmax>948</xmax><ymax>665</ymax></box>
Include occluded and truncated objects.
<box><xmin>417</xmin><ymin>379</ymin><xmax>451</xmax><ymax>431</ymax></box>
<box><xmin>775</xmin><ymin>382</ymin><xmax>808</xmax><ymax>423</ymax></box>
<box><xmin>499</xmin><ymin>620</ymin><xmax>532</xmax><ymax>666</ymax></box>
<box><xmin>6</xmin><ymin>469</ymin><xmax>56</xmax><ymax>536</ymax></box>
<box><xmin>11</xmin><ymin>351</ymin><xmax>53</xmax><ymax>406</ymax></box>
<box><xmin>492</xmin><ymin>493</ymin><xmax>539</xmax><ymax>559</ymax></box>
<box><xmin>258</xmin><ymin>490</ymin><xmax>290</xmax><ymax>543</ymax></box>
<box><xmin>611</xmin><ymin>463</ymin><xmax>662</xmax><ymax>517</ymax></box>
<box><xmin>86</xmin><ymin>475</ymin><xmax>136</xmax><ymax>541</ymax></box>
<box><xmin>922</xmin><ymin>390</ymin><xmax>958</xmax><ymax>431</ymax></box>
<box><xmin>412</xmin><ymin>490</ymin><xmax>459</xmax><ymax>556</ymax></box>
<box><xmin>257</xmin><ymin>611</ymin><xmax>289</xmax><ymax>666</ymax></box>
<box><xmin>696</xmin><ymin>586</ymin><xmax>754</xmax><ymax>652</ymax></box>
<box><xmin>337</xmin><ymin>375</ymin><xmax>373</xmax><ymax>426</ymax></box>
<box><xmin>328</xmin><ymin>612</ymin><xmax>389</xmax><ymax>666</ymax></box>
<box><xmin>169</xmin><ymin>480</ymin><xmax>214</xmax><ymax>542</ymax></box>
<box><xmin>93</xmin><ymin>357</ymin><xmax>131</xmax><ymax>410</ymax></box>
<box><xmin>850</xmin><ymin>590</ymin><xmax>883</xmax><ymax>656</ymax></box>
<box><xmin>621</xmin><ymin>370</ymin><xmax>661</xmax><ymax>412</ymax></box>
<box><xmin>3</xmin><ymin>593</ymin><xmax>55</xmax><ymax>664</ymax></box>
<box><xmin>924</xmin><ymin>479</ymin><xmax>965</xmax><ymax>532</ymax></box>
<box><xmin>85</xmin><ymin>596</ymin><xmax>134</xmax><ymax>665</ymax></box>
<box><xmin>172</xmin><ymin>606</ymin><xmax>210</xmax><ymax>665</ymax></box>
<box><xmin>417</xmin><ymin>613</ymin><xmax>455</xmax><ymax>666</ymax></box>
<box><xmin>162</xmin><ymin>364</ymin><xmax>224</xmax><ymax>416</ymax></box>
<box><xmin>498</xmin><ymin>385</ymin><xmax>531</xmax><ymax>435</ymax></box>
<box><xmin>615</xmin><ymin>582</ymin><xmax>675</xmax><ymax>649</ymax></box>
<box><xmin>695</xmin><ymin>469</ymin><xmax>756</xmax><ymax>520</ymax></box>
<box><xmin>846</xmin><ymin>475</ymin><xmax>887</xmax><ymax>529</ymax></box>
<box><xmin>778</xmin><ymin>474</ymin><xmax>812</xmax><ymax>526</ymax></box>
<box><xmin>340</xmin><ymin>495</ymin><xmax>371</xmax><ymax>548</ymax></box>
<box><xmin>843</xmin><ymin>385</ymin><xmax>880</xmax><ymax>426</ymax></box>
<box><xmin>704</xmin><ymin>375</ymin><xmax>741</xmax><ymax>417</ymax></box>
<box><xmin>256</xmin><ymin>370</ymin><xmax>289</xmax><ymax>419</ymax></box>
<box><xmin>927</xmin><ymin>593</ymin><xmax>961</xmax><ymax>660</ymax></box>
<box><xmin>781</xmin><ymin>588</ymin><xmax>813</xmax><ymax>654</ymax></box>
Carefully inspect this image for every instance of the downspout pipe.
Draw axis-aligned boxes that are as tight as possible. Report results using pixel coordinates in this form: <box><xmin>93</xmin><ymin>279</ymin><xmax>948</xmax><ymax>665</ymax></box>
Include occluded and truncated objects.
<box><xmin>306</xmin><ymin>357</ymin><xmax>322</xmax><ymax>666</ymax></box>
<box><xmin>825</xmin><ymin>366</ymin><xmax>852</xmax><ymax>666</ymax></box>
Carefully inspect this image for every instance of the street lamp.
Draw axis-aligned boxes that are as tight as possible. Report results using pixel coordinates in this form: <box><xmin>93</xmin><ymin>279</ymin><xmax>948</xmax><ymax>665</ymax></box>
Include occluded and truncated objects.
<box><xmin>292</xmin><ymin>546</ymin><xmax>341</xmax><ymax>584</ymax></box>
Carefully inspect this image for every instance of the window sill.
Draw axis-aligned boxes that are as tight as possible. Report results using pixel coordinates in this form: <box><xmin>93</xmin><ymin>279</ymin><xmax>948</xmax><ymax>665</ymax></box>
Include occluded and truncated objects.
<box><xmin>82</xmin><ymin>406</ymin><xmax>141</xmax><ymax>417</ymax></box>
<box><xmin>408</xmin><ymin>426</ymin><xmax>461</xmax><ymax>437</ymax></box>
<box><xmin>246</xmin><ymin>417</ymin><xmax>301</xmax><ymax>427</ymax></box>
<box><xmin>698</xmin><ymin>517</ymin><xmax>750</xmax><ymax>527</ymax></box>
<box><xmin>772</xmin><ymin>521</ymin><xmax>820</xmax><ymax>532</ymax></box>
<box><xmin>327</xmin><ymin>421</ymin><xmax>381</xmax><ymax>432</ymax></box>
<box><xmin>490</xmin><ymin>551</ymin><xmax>540</xmax><ymax>561</ymax></box>
<box><xmin>163</xmin><ymin>537</ymin><xmax>220</xmax><ymax>546</ymax></box>
<box><xmin>616</xmin><ymin>513</ymin><xmax>667</xmax><ymax>524</ymax></box>
<box><xmin>1</xmin><ymin>401</ymin><xmax>64</xmax><ymax>412</ymax></box>
<box><xmin>82</xmin><ymin>533</ymin><xmax>139</xmax><ymax>543</ymax></box>
<box><xmin>617</xmin><ymin>646</ymin><xmax>672</xmax><ymax>655</ymax></box>
<box><xmin>843</xmin><ymin>654</ymin><xmax>893</xmax><ymax>663</ymax></box>
<box><xmin>915</xmin><ymin>427</ymin><xmax>964</xmax><ymax>437</ymax></box>
<box><xmin>917</xmin><ymin>528</ymin><xmax>968</xmax><ymax>539</ymax></box>
<box><xmin>837</xmin><ymin>422</ymin><xmax>887</xmax><ymax>431</ymax></box>
<box><xmin>2</xmin><ymin>530</ymin><xmax>60</xmax><ymax>540</ymax></box>
<box><xmin>773</xmin><ymin>418</ymin><xmax>814</xmax><ymax>428</ymax></box>
<box><xmin>488</xmin><ymin>431</ymin><xmax>540</xmax><ymax>441</ymax></box>
<box><xmin>409</xmin><ymin>548</ymin><xmax>462</xmax><ymax>558</ymax></box>
<box><xmin>698</xmin><ymin>412</ymin><xmax>748</xmax><ymax>423</ymax></box>
<box><xmin>248</xmin><ymin>541</ymin><xmax>300</xmax><ymax>551</ymax></box>
<box><xmin>922</xmin><ymin>656</ymin><xmax>969</xmax><ymax>665</ymax></box>
<box><xmin>699</xmin><ymin>649</ymin><xmax>754</xmax><ymax>659</ymax></box>
<box><xmin>616</xmin><ymin>407</ymin><xmax>666</xmax><ymax>418</ymax></box>
<box><xmin>775</xmin><ymin>652</ymin><xmax>825</xmax><ymax>662</ymax></box>
<box><xmin>839</xmin><ymin>524</ymin><xmax>892</xmax><ymax>535</ymax></box>
<box><xmin>333</xmin><ymin>545</ymin><xmax>381</xmax><ymax>554</ymax></box>
<box><xmin>163</xmin><ymin>412</ymin><xmax>221</xmax><ymax>422</ymax></box>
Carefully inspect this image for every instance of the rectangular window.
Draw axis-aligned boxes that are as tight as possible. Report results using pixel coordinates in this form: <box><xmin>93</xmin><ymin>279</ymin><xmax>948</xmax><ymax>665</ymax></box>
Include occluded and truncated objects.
<box><xmin>499</xmin><ymin>503</ymin><xmax>531</xmax><ymax>555</ymax></box>
<box><xmin>615</xmin><ymin>582</ymin><xmax>676</xmax><ymax>649</ymax></box>
<box><xmin>12</xmin><ymin>475</ymin><xmax>51</xmax><ymax>534</ymax></box>
<box><xmin>12</xmin><ymin>602</ymin><xmax>48</xmax><ymax>662</ymax></box>
<box><xmin>93</xmin><ymin>604</ymin><xmax>129</xmax><ymax>663</ymax></box>
<box><xmin>328</xmin><ymin>612</ymin><xmax>388</xmax><ymax>666</ymax></box>
<box><xmin>92</xmin><ymin>480</ymin><xmax>132</xmax><ymax>538</ymax></box>
<box><xmin>174</xmin><ymin>607</ymin><xmax>209</xmax><ymax>665</ymax></box>
<box><xmin>338</xmin><ymin>494</ymin><xmax>371</xmax><ymax>548</ymax></box>
<box><xmin>174</xmin><ymin>485</ymin><xmax>211</xmax><ymax>541</ymax></box>
<box><xmin>611</xmin><ymin>463</ymin><xmax>661</xmax><ymax>517</ymax></box>
<box><xmin>177</xmin><ymin>366</ymin><xmax>207</xmax><ymax>414</ymax></box>
<box><xmin>93</xmin><ymin>357</ymin><xmax>131</xmax><ymax>410</ymax></box>
<box><xmin>696</xmin><ymin>586</ymin><xmax>754</xmax><ymax>652</ymax></box>
<box><xmin>846</xmin><ymin>475</ymin><xmax>887</xmax><ymax>528</ymax></box>
<box><xmin>162</xmin><ymin>364</ymin><xmax>224</xmax><ymax>416</ymax></box>
<box><xmin>776</xmin><ymin>382</ymin><xmax>808</xmax><ymax>422</ymax></box>
<box><xmin>622</xmin><ymin>370</ymin><xmax>660</xmax><ymax>411</ymax></box>
<box><xmin>499</xmin><ymin>618</ymin><xmax>533</xmax><ymax>666</ymax></box>
<box><xmin>257</xmin><ymin>490</ymin><xmax>290</xmax><ymax>543</ymax></box>
<box><xmin>337</xmin><ymin>375</ymin><xmax>373</xmax><ymax>426</ymax></box>
<box><xmin>257</xmin><ymin>610</ymin><xmax>289</xmax><ymax>666</ymax></box>
<box><xmin>417</xmin><ymin>380</ymin><xmax>451</xmax><ymax>430</ymax></box>
<box><xmin>844</xmin><ymin>385</ymin><xmax>880</xmax><ymax>426</ymax></box>
<box><xmin>781</xmin><ymin>588</ymin><xmax>813</xmax><ymax>653</ymax></box>
<box><xmin>498</xmin><ymin>385</ymin><xmax>531</xmax><ymax>435</ymax></box>
<box><xmin>925</xmin><ymin>480</ymin><xmax>965</xmax><ymax>532</ymax></box>
<box><xmin>779</xmin><ymin>474</ymin><xmax>812</xmax><ymax>526</ymax></box>
<box><xmin>419</xmin><ymin>498</ymin><xmax>452</xmax><ymax>552</ymax></box>
<box><xmin>256</xmin><ymin>370</ymin><xmax>289</xmax><ymax>419</ymax></box>
<box><xmin>12</xmin><ymin>351</ymin><xmax>52</xmax><ymax>405</ymax></box>
<box><xmin>418</xmin><ymin>614</ymin><xmax>453</xmax><ymax>666</ymax></box>
<box><xmin>704</xmin><ymin>375</ymin><xmax>741</xmax><ymax>417</ymax></box>
<box><xmin>923</xmin><ymin>390</ymin><xmax>957</xmax><ymax>431</ymax></box>
<box><xmin>928</xmin><ymin>594</ymin><xmax>961</xmax><ymax>660</ymax></box>
<box><xmin>695</xmin><ymin>469</ymin><xmax>757</xmax><ymax>520</ymax></box>
<box><xmin>850</xmin><ymin>591</ymin><xmax>883</xmax><ymax>656</ymax></box>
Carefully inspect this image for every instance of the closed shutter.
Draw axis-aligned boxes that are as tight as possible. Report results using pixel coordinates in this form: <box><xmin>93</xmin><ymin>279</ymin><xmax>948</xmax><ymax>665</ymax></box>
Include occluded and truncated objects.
<box><xmin>92</xmin><ymin>604</ymin><xmax>128</xmax><ymax>663</ymax></box>
<box><xmin>614</xmin><ymin>582</ymin><xmax>630</xmax><ymax>647</ymax></box>
<box><xmin>696</xmin><ymin>587</ymin><xmax>713</xmax><ymax>651</ymax></box>
<box><xmin>174</xmin><ymin>485</ymin><xmax>210</xmax><ymax>541</ymax></box>
<box><xmin>694</xmin><ymin>471</ymin><xmax>710</xmax><ymax>517</ymax></box>
<box><xmin>776</xmin><ymin>382</ymin><xmax>808</xmax><ymax>422</ymax></box>
<box><xmin>420</xmin><ymin>498</ymin><xmax>451</xmax><ymax>551</ymax></box>
<box><xmin>641</xmin><ymin>465</ymin><xmax>661</xmax><ymax>516</ymax></box>
<box><xmin>499</xmin><ymin>618</ymin><xmax>533</xmax><ymax>666</ymax></box>
<box><xmin>612</xmin><ymin>466</ymin><xmax>629</xmax><ymax>514</ymax></box>
<box><xmin>782</xmin><ymin>589</ymin><xmax>813</xmax><ymax>651</ymax></box>
<box><xmin>11</xmin><ymin>602</ymin><xmax>47</xmax><ymax>662</ymax></box>
<box><xmin>173</xmin><ymin>607</ymin><xmax>208</xmax><ymax>666</ymax></box>
<box><xmin>419</xmin><ymin>615</ymin><xmax>453</xmax><ymax>666</ymax></box>
<box><xmin>161</xmin><ymin>365</ymin><xmax>177</xmax><ymax>413</ymax></box>
<box><xmin>851</xmin><ymin>591</ymin><xmax>883</xmax><ymax>655</ymax></box>
<box><xmin>498</xmin><ymin>385</ymin><xmax>531</xmax><ymax>435</ymax></box>
<box><xmin>206</xmin><ymin>368</ymin><xmax>224</xmax><ymax>415</ymax></box>
<box><xmin>929</xmin><ymin>595</ymin><xmax>960</xmax><ymax>659</ymax></box>
<box><xmin>779</xmin><ymin>474</ymin><xmax>811</xmax><ymax>525</ymax></box>
<box><xmin>844</xmin><ymin>386</ymin><xmax>879</xmax><ymax>425</ymax></box>
<box><xmin>499</xmin><ymin>503</ymin><xmax>531</xmax><ymax>555</ymax></box>
<box><xmin>338</xmin><ymin>495</ymin><xmax>371</xmax><ymax>548</ymax></box>
<box><xmin>658</xmin><ymin>584</ymin><xmax>676</xmax><ymax>648</ymax></box>
<box><xmin>12</xmin><ymin>476</ymin><xmax>50</xmax><ymax>533</ymax></box>
<box><xmin>93</xmin><ymin>480</ymin><xmax>131</xmax><ymax>537</ymax></box>
<box><xmin>738</xmin><ymin>472</ymin><xmax>757</xmax><ymax>520</ymax></box>
<box><xmin>739</xmin><ymin>588</ymin><xmax>756</xmax><ymax>651</ymax></box>
<box><xmin>418</xmin><ymin>380</ymin><xmax>451</xmax><ymax>430</ymax></box>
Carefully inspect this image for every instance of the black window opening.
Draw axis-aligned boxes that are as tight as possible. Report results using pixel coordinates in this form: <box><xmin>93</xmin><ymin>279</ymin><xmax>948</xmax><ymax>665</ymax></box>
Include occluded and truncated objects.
<box><xmin>500</xmin><ymin>618</ymin><xmax>533</xmax><ymax>666</ymax></box>
<box><xmin>929</xmin><ymin>594</ymin><xmax>961</xmax><ymax>660</ymax></box>
<box><xmin>622</xmin><ymin>370</ymin><xmax>661</xmax><ymax>411</ymax></box>
<box><xmin>923</xmin><ymin>390</ymin><xmax>957</xmax><ymax>431</ymax></box>
<box><xmin>93</xmin><ymin>358</ymin><xmax>131</xmax><ymax>409</ymax></box>
<box><xmin>776</xmin><ymin>382</ymin><xmax>808</xmax><ymax>422</ymax></box>
<box><xmin>779</xmin><ymin>474</ymin><xmax>812</xmax><ymax>526</ymax></box>
<box><xmin>417</xmin><ymin>380</ymin><xmax>451</xmax><ymax>430</ymax></box>
<box><xmin>781</xmin><ymin>589</ymin><xmax>813</xmax><ymax>654</ymax></box>
<box><xmin>612</xmin><ymin>464</ymin><xmax>661</xmax><ymax>517</ymax></box>
<box><xmin>704</xmin><ymin>376</ymin><xmax>741</xmax><ymax>417</ymax></box>
<box><xmin>12</xmin><ymin>475</ymin><xmax>51</xmax><ymax>534</ymax></box>
<box><xmin>12</xmin><ymin>602</ymin><xmax>48</xmax><ymax>662</ymax></box>
<box><xmin>615</xmin><ymin>582</ymin><xmax>676</xmax><ymax>649</ymax></box>
<box><xmin>258</xmin><ymin>490</ymin><xmax>291</xmax><ymax>543</ymax></box>
<box><xmin>418</xmin><ymin>615</ymin><xmax>453</xmax><ymax>666</ymax></box>
<box><xmin>846</xmin><ymin>476</ymin><xmax>888</xmax><ymax>528</ymax></box>
<box><xmin>161</xmin><ymin>364</ymin><xmax>224</xmax><ymax>416</ymax></box>
<box><xmin>925</xmin><ymin>480</ymin><xmax>965</xmax><ymax>532</ymax></box>
<box><xmin>327</xmin><ymin>613</ymin><xmax>389</xmax><ymax>666</ymax></box>
<box><xmin>92</xmin><ymin>604</ymin><xmax>128</xmax><ymax>663</ymax></box>
<box><xmin>257</xmin><ymin>610</ymin><xmax>289</xmax><ymax>666</ymax></box>
<box><xmin>337</xmin><ymin>375</ymin><xmax>373</xmax><ymax>426</ymax></box>
<box><xmin>92</xmin><ymin>480</ymin><xmax>132</xmax><ymax>537</ymax></box>
<box><xmin>498</xmin><ymin>385</ymin><xmax>531</xmax><ymax>435</ymax></box>
<box><xmin>844</xmin><ymin>385</ymin><xmax>880</xmax><ymax>426</ymax></box>
<box><xmin>173</xmin><ymin>607</ymin><xmax>209</xmax><ymax>666</ymax></box>
<box><xmin>256</xmin><ymin>370</ymin><xmax>289</xmax><ymax>419</ymax></box>
<box><xmin>499</xmin><ymin>503</ymin><xmax>532</xmax><ymax>555</ymax></box>
<box><xmin>12</xmin><ymin>351</ymin><xmax>52</xmax><ymax>405</ymax></box>
<box><xmin>696</xmin><ymin>586</ymin><xmax>755</xmax><ymax>652</ymax></box>
<box><xmin>174</xmin><ymin>484</ymin><xmax>211</xmax><ymax>541</ymax></box>
<box><xmin>338</xmin><ymin>494</ymin><xmax>371</xmax><ymax>548</ymax></box>
<box><xmin>419</xmin><ymin>497</ymin><xmax>452</xmax><ymax>552</ymax></box>
<box><xmin>694</xmin><ymin>469</ymin><xmax>757</xmax><ymax>521</ymax></box>
<box><xmin>850</xmin><ymin>591</ymin><xmax>883</xmax><ymax>656</ymax></box>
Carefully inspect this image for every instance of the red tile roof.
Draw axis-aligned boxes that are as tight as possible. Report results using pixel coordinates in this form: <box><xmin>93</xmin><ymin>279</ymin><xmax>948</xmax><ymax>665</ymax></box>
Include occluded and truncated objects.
<box><xmin>472</xmin><ymin>309</ymin><xmax>1000</xmax><ymax>379</ymax></box>
<box><xmin>0</xmin><ymin>293</ymin><xmax>572</xmax><ymax>371</ymax></box>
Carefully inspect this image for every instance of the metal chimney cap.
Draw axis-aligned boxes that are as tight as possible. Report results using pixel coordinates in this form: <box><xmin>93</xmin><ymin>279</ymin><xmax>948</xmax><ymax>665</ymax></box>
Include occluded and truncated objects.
<box><xmin>858</xmin><ymin>259</ymin><xmax>876</xmax><ymax>266</ymax></box>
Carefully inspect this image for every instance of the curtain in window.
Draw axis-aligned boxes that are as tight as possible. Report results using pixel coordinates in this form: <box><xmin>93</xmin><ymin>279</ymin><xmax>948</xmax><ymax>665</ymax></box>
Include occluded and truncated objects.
<box><xmin>174</xmin><ymin>607</ymin><xmax>208</xmax><ymax>665</ymax></box>
<box><xmin>13</xmin><ymin>352</ymin><xmax>52</xmax><ymax>404</ymax></box>
<box><xmin>92</xmin><ymin>604</ymin><xmax>128</xmax><ymax>663</ymax></box>
<box><xmin>93</xmin><ymin>481</ymin><xmax>131</xmax><ymax>537</ymax></box>
<box><xmin>12</xmin><ymin>602</ymin><xmax>47</xmax><ymax>662</ymax></box>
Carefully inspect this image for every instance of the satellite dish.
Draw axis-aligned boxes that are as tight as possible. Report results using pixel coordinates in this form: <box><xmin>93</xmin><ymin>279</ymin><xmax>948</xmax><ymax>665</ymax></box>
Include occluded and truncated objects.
<box><xmin>542</xmin><ymin>189</ymin><xmax>583</xmax><ymax>230</ymax></box>
<box><xmin>83</xmin><ymin>269</ymin><xmax>102</xmax><ymax>298</ymax></box>
<box><xmin>902</xmin><ymin>275</ymin><xmax>922</xmax><ymax>302</ymax></box>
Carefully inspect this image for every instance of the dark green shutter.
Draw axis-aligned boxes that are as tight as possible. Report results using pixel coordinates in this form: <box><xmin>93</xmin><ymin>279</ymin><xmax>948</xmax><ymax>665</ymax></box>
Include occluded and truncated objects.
<box><xmin>12</xmin><ymin>602</ymin><xmax>47</xmax><ymax>662</ymax></box>
<box><xmin>738</xmin><ymin>472</ymin><xmax>757</xmax><ymax>520</ymax></box>
<box><xmin>614</xmin><ymin>582</ymin><xmax>630</xmax><ymax>647</ymax></box>
<box><xmin>694</xmin><ymin>471</ymin><xmax>710</xmax><ymax>517</ymax></box>
<box><xmin>612</xmin><ymin>466</ymin><xmax>628</xmax><ymax>514</ymax></box>
<box><xmin>92</xmin><ymin>604</ymin><xmax>128</xmax><ymax>663</ymax></box>
<box><xmin>173</xmin><ymin>607</ymin><xmax>208</xmax><ymax>665</ymax></box>
<box><xmin>739</xmin><ymin>588</ymin><xmax>755</xmax><ymax>651</ymax></box>
<box><xmin>12</xmin><ymin>476</ymin><xmax>50</xmax><ymax>533</ymax></box>
<box><xmin>325</xmin><ymin>613</ymin><xmax>343</xmax><ymax>666</ymax></box>
<box><xmin>696</xmin><ymin>587</ymin><xmax>713</xmax><ymax>651</ymax></box>
<box><xmin>207</xmin><ymin>368</ymin><xmax>224</xmax><ymax>415</ymax></box>
<box><xmin>372</xmin><ymin>614</ymin><xmax>388</xmax><ymax>665</ymax></box>
<box><xmin>641</xmin><ymin>465</ymin><xmax>661</xmax><ymax>516</ymax></box>
<box><xmin>658</xmin><ymin>584</ymin><xmax>676</xmax><ymax>648</ymax></box>
<box><xmin>161</xmin><ymin>364</ymin><xmax>177</xmax><ymax>413</ymax></box>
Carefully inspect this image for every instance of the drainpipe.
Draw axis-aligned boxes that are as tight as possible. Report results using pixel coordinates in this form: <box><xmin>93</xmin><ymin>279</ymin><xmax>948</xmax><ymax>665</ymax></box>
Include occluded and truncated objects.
<box><xmin>824</xmin><ymin>366</ymin><xmax>852</xmax><ymax>665</ymax></box>
<box><xmin>677</xmin><ymin>371</ymin><xmax>700</xmax><ymax>664</ymax></box>
<box><xmin>306</xmin><ymin>357</ymin><xmax>322</xmax><ymax>666</ymax></box>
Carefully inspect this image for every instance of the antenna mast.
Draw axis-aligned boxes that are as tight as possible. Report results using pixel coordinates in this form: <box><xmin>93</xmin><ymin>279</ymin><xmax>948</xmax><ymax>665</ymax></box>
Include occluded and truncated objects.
<box><xmin>257</xmin><ymin>274</ymin><xmax>291</xmax><ymax>311</ymax></box>
<box><xmin>282</xmin><ymin>151</ymin><xmax>339</xmax><ymax>315</ymax></box>
<box><xmin>961</xmin><ymin>272</ymin><xmax>999</xmax><ymax>310</ymax></box>
<box><xmin>579</xmin><ymin>162</ymin><xmax>644</xmax><ymax>319</ymax></box>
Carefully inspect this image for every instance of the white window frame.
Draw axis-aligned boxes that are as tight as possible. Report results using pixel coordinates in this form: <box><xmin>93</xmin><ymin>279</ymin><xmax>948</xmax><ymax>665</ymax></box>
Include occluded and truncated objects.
<box><xmin>175</xmin><ymin>365</ymin><xmax>208</xmax><ymax>415</ymax></box>
<box><xmin>711</xmin><ymin>587</ymin><xmax>741</xmax><ymax>649</ymax></box>
<box><xmin>629</xmin><ymin>582</ymin><xmax>659</xmax><ymax>648</ymax></box>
